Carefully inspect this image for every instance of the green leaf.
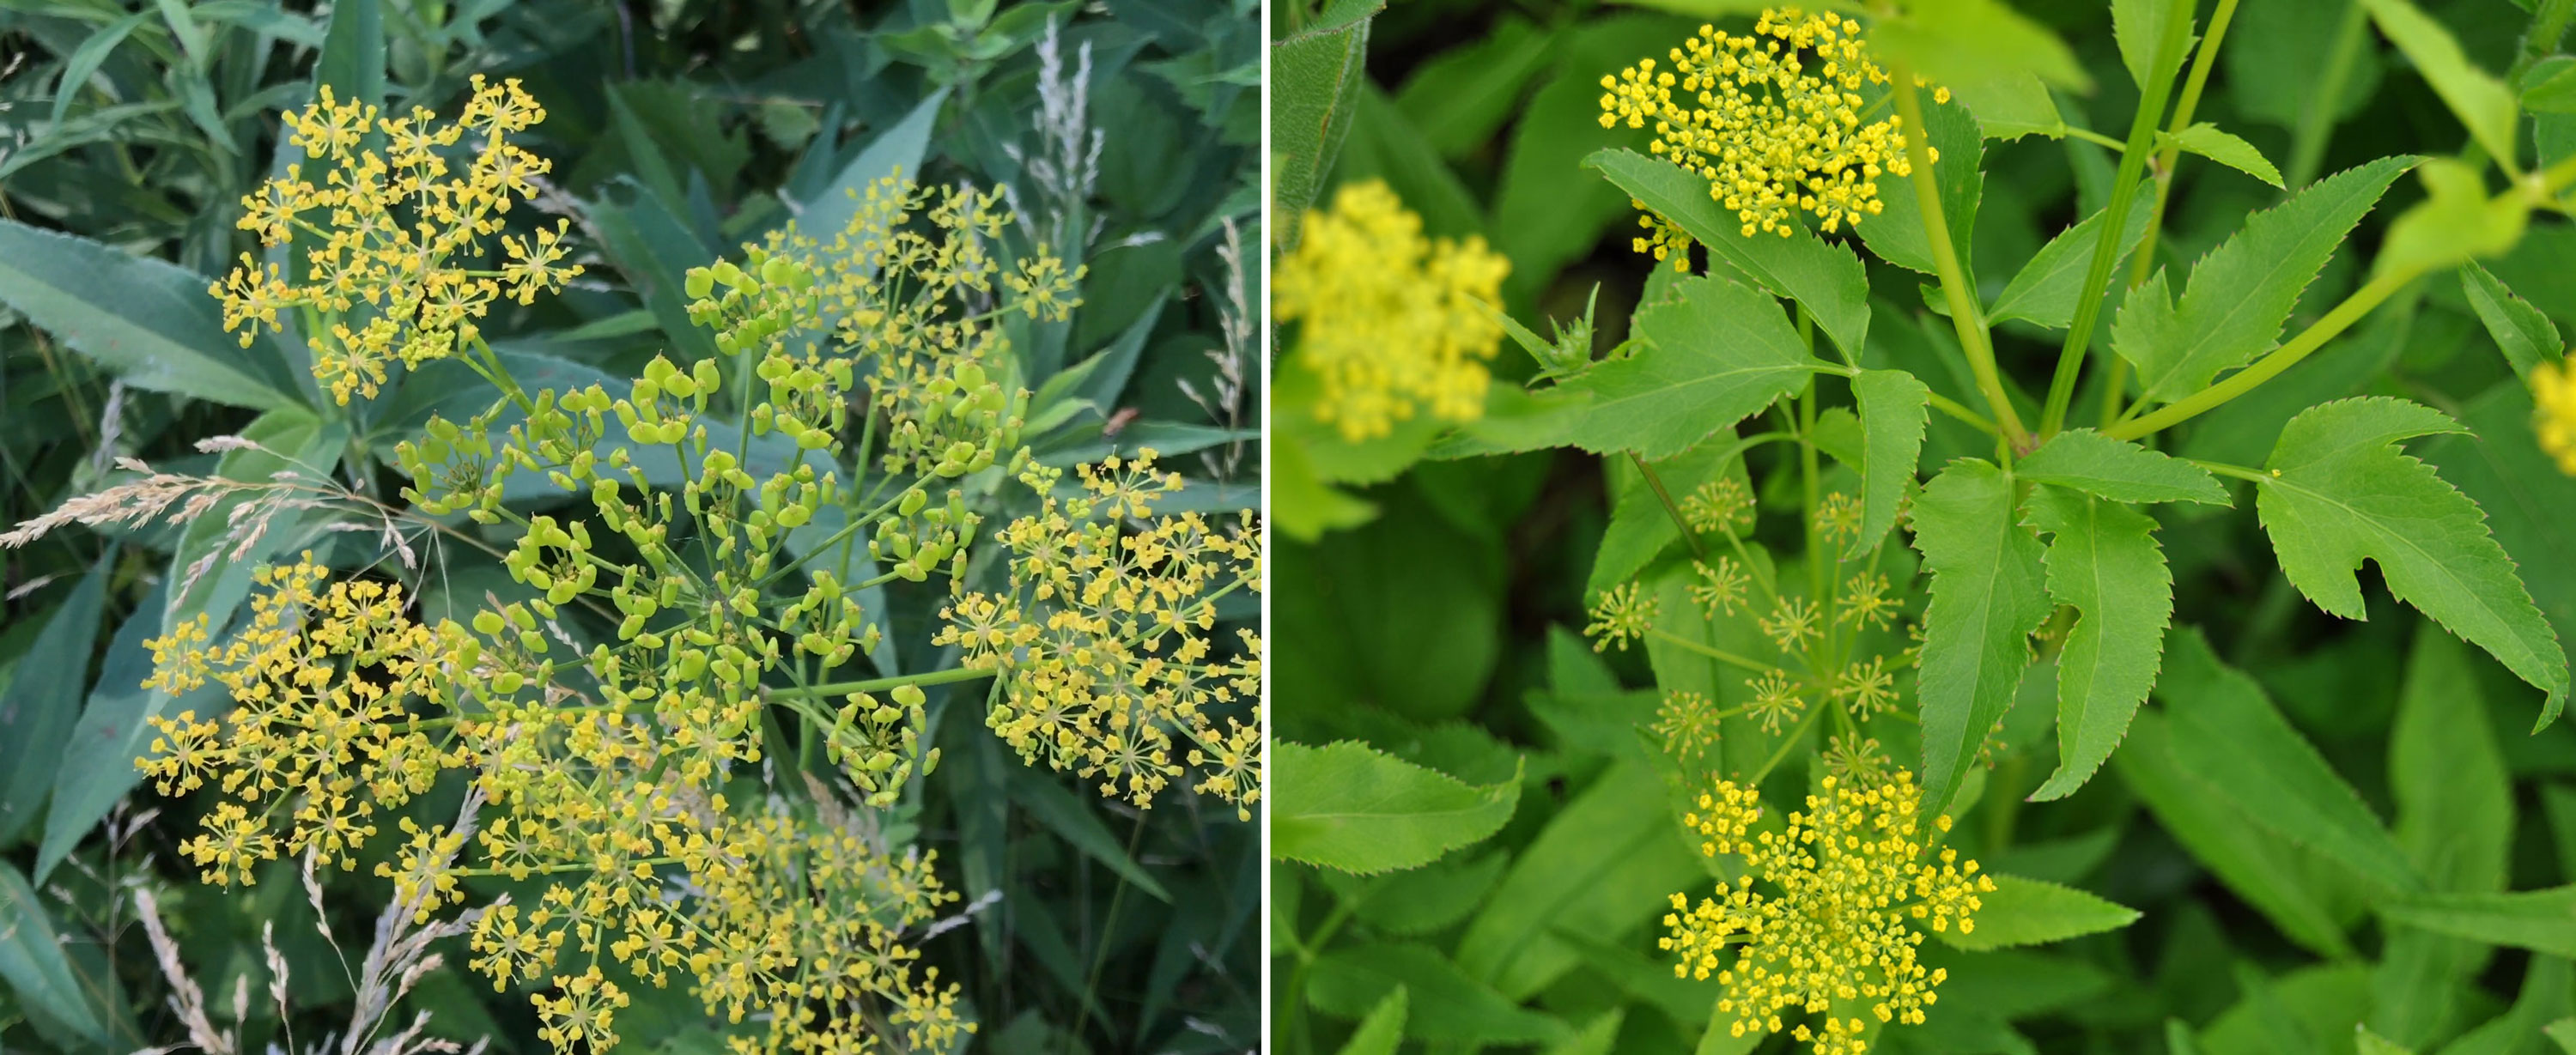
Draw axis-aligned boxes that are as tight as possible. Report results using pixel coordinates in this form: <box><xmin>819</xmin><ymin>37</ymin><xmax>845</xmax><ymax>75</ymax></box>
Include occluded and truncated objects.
<box><xmin>0</xmin><ymin>556</ymin><xmax>109</xmax><ymax>847</ymax></box>
<box><xmin>2160</xmin><ymin>123</ymin><xmax>2286</xmax><ymax>188</ymax></box>
<box><xmin>1851</xmin><ymin>369</ymin><xmax>1929</xmax><ymax>557</ymax></box>
<box><xmin>2017</xmin><ymin>429</ymin><xmax>2230</xmax><ymax>505</ymax></box>
<box><xmin>2359</xmin><ymin>0</ymin><xmax>2519</xmax><ymax>169</ymax></box>
<box><xmin>35</xmin><ymin>582</ymin><xmax>226</xmax><ymax>884</ymax></box>
<box><xmin>2548</xmin><ymin>1018</ymin><xmax>2576</xmax><ymax>1053</ymax></box>
<box><xmin>1334</xmin><ymin>986</ymin><xmax>1408</xmax><ymax>1055</ymax></box>
<box><xmin>2372</xmin><ymin>626</ymin><xmax>2512</xmax><ymax>1046</ymax></box>
<box><xmin>2256</xmin><ymin>397</ymin><xmax>2569</xmax><ymax>721</ymax></box>
<box><xmin>2116</xmin><ymin>708</ymin><xmax>2359</xmax><ymax>958</ymax></box>
<box><xmin>1308</xmin><ymin>943</ymin><xmax>1570</xmax><ymax>1046</ymax></box>
<box><xmin>1006</xmin><ymin>769</ymin><xmax>1171</xmax><ymax>902</ymax></box>
<box><xmin>1951</xmin><ymin>70</ymin><xmax>2067</xmax><ymax>141</ymax></box>
<box><xmin>1352</xmin><ymin>852</ymin><xmax>1509</xmax><ymax>937</ymax></box>
<box><xmin>1910</xmin><ymin>458</ymin><xmax>2050</xmax><ymax>814</ymax></box>
<box><xmin>49</xmin><ymin>11</ymin><xmax>151</xmax><ymax>130</ymax></box>
<box><xmin>1583</xmin><ymin>149</ymin><xmax>1873</xmax><ymax>358</ymax></box>
<box><xmin>312</xmin><ymin>0</ymin><xmax>383</xmax><ymax>111</ymax></box>
<box><xmin>2023</xmin><ymin>488</ymin><xmax>2173</xmax><ymax>802</ymax></box>
<box><xmin>1454</xmin><ymin>762</ymin><xmax>1706</xmax><ymax>1000</ymax></box>
<box><xmin>2379</xmin><ymin>886</ymin><xmax>2576</xmax><ymax>958</ymax></box>
<box><xmin>1544</xmin><ymin>1010</ymin><xmax>1625</xmax><ymax>1055</ymax></box>
<box><xmin>2112</xmin><ymin>155</ymin><xmax>2415</xmax><ymax>406</ymax></box>
<box><xmin>2161</xmin><ymin>628</ymin><xmax>2422</xmax><ymax>893</ymax></box>
<box><xmin>2358</xmin><ymin>1028</ymin><xmax>2417</xmax><ymax>1055</ymax></box>
<box><xmin>1871</xmin><ymin>0</ymin><xmax>2089</xmax><ymax>92</ymax></box>
<box><xmin>1272</xmin><ymin>2</ymin><xmax>1382</xmax><ymax>251</ymax></box>
<box><xmin>2526</xmin><ymin>57</ymin><xmax>2576</xmax><ymax>113</ymax></box>
<box><xmin>2377</xmin><ymin>159</ymin><xmax>2533</xmax><ymax>278</ymax></box>
<box><xmin>1861</xmin><ymin>88</ymin><xmax>1983</xmax><ymax>279</ymax></box>
<box><xmin>1273</xmin><ymin>440</ymin><xmax>1379</xmax><ymax>542</ymax></box>
<box><xmin>1989</xmin><ymin>201</ymin><xmax>2155</xmax><ymax>329</ymax></box>
<box><xmin>2459</xmin><ymin>260</ymin><xmax>2563</xmax><ymax>379</ymax></box>
<box><xmin>794</xmin><ymin>90</ymin><xmax>946</xmax><ymax>286</ymax></box>
<box><xmin>1553</xmin><ymin>274</ymin><xmax>1831</xmax><ymax>460</ymax></box>
<box><xmin>0</xmin><ymin>220</ymin><xmax>304</xmax><ymax>411</ymax></box>
<box><xmin>0</xmin><ymin>862</ymin><xmax>116</xmax><ymax>1048</ymax></box>
<box><xmin>1393</xmin><ymin>15</ymin><xmax>1553</xmax><ymax>161</ymax></box>
<box><xmin>2113</xmin><ymin>0</ymin><xmax>2192</xmax><ymax>92</ymax></box>
<box><xmin>1937</xmin><ymin>874</ymin><xmax>2141</xmax><ymax>950</ymax></box>
<box><xmin>1273</xmin><ymin>741</ymin><xmax>1521</xmax><ymax>875</ymax></box>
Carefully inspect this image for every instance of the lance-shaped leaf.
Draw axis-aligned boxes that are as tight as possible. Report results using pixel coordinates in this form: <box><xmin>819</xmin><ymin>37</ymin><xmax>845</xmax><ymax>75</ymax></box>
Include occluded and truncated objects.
<box><xmin>2160</xmin><ymin>123</ymin><xmax>2284</xmax><ymax>188</ymax></box>
<box><xmin>2256</xmin><ymin>397</ymin><xmax>2569</xmax><ymax>723</ymax></box>
<box><xmin>1989</xmin><ymin>202</ymin><xmax>2154</xmax><ymax>329</ymax></box>
<box><xmin>2161</xmin><ymin>629</ymin><xmax>2423</xmax><ymax>894</ymax></box>
<box><xmin>1851</xmin><ymin>369</ymin><xmax>1930</xmax><ymax>557</ymax></box>
<box><xmin>2380</xmin><ymin>886</ymin><xmax>2576</xmax><ymax>959</ymax></box>
<box><xmin>2113</xmin><ymin>155</ymin><xmax>2415</xmax><ymax>407</ymax></box>
<box><xmin>2017</xmin><ymin>428</ymin><xmax>2229</xmax><ymax>506</ymax></box>
<box><xmin>2023</xmin><ymin>487</ymin><xmax>2173</xmax><ymax>801</ymax></box>
<box><xmin>1936</xmin><ymin>874</ymin><xmax>2141</xmax><ymax>951</ymax></box>
<box><xmin>1273</xmin><ymin>741</ymin><xmax>1521</xmax><ymax>875</ymax></box>
<box><xmin>0</xmin><ymin>220</ymin><xmax>305</xmax><ymax>412</ymax></box>
<box><xmin>1583</xmin><ymin>149</ymin><xmax>1871</xmax><ymax>358</ymax></box>
<box><xmin>2359</xmin><ymin>0</ymin><xmax>2518</xmax><ymax>170</ymax></box>
<box><xmin>2459</xmin><ymin>259</ymin><xmax>2562</xmax><ymax>379</ymax></box>
<box><xmin>1554</xmin><ymin>274</ymin><xmax>1832</xmax><ymax>460</ymax></box>
<box><xmin>1271</xmin><ymin>0</ymin><xmax>1382</xmax><ymax>251</ymax></box>
<box><xmin>1911</xmin><ymin>458</ymin><xmax>2050</xmax><ymax>813</ymax></box>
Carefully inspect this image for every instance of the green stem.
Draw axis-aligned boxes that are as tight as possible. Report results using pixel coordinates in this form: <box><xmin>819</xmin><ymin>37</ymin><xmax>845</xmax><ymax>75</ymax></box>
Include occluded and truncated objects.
<box><xmin>1631</xmin><ymin>454</ymin><xmax>1706</xmax><ymax>561</ymax></box>
<box><xmin>1646</xmin><ymin>628</ymin><xmax>1777</xmax><ymax>676</ymax></box>
<box><xmin>1889</xmin><ymin>72</ymin><xmax>2028</xmax><ymax>451</ymax></box>
<box><xmin>2040</xmin><ymin>0</ymin><xmax>2194</xmax><ymax>438</ymax></box>
<box><xmin>1925</xmin><ymin>391</ymin><xmax>1999</xmax><ymax>436</ymax></box>
<box><xmin>764</xmin><ymin>665</ymin><xmax>998</xmax><ymax>700</ymax></box>
<box><xmin>2105</xmin><ymin>266</ymin><xmax>2421</xmax><ymax>440</ymax></box>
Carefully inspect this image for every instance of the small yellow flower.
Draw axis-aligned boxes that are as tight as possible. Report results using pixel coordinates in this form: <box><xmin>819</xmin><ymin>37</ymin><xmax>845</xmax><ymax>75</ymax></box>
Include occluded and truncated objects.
<box><xmin>2534</xmin><ymin>359</ymin><xmax>2576</xmax><ymax>474</ymax></box>
<box><xmin>1274</xmin><ymin>179</ymin><xmax>1510</xmax><ymax>440</ymax></box>
<box><xmin>1654</xmin><ymin>690</ymin><xmax>1724</xmax><ymax>761</ymax></box>
<box><xmin>1689</xmin><ymin>557</ymin><xmax>1752</xmax><ymax>618</ymax></box>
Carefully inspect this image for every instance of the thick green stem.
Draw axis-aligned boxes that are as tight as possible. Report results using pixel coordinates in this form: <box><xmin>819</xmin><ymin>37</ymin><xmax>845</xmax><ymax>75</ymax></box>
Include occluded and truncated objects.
<box><xmin>1889</xmin><ymin>72</ymin><xmax>2029</xmax><ymax>451</ymax></box>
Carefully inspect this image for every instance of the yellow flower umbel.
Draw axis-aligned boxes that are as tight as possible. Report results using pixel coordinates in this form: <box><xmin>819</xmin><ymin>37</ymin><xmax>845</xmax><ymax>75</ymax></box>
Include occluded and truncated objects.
<box><xmin>1662</xmin><ymin>770</ymin><xmax>1992</xmax><ymax>1054</ymax></box>
<box><xmin>1599</xmin><ymin>9</ymin><xmax>1926</xmax><ymax>253</ymax></box>
<box><xmin>1273</xmin><ymin>179</ymin><xmax>1510</xmax><ymax>441</ymax></box>
<box><xmin>215</xmin><ymin>76</ymin><xmax>582</xmax><ymax>403</ymax></box>
<box><xmin>2534</xmin><ymin>359</ymin><xmax>2576</xmax><ymax>474</ymax></box>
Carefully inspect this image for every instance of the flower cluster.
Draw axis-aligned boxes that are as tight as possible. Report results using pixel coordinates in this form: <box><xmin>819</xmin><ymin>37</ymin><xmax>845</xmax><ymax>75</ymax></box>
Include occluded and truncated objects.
<box><xmin>937</xmin><ymin>452</ymin><xmax>1265</xmax><ymax>819</ymax></box>
<box><xmin>213</xmin><ymin>77</ymin><xmax>581</xmax><ymax>403</ymax></box>
<box><xmin>1273</xmin><ymin>179</ymin><xmax>1511</xmax><ymax>441</ymax></box>
<box><xmin>2535</xmin><ymin>359</ymin><xmax>2576</xmax><ymax>475</ymax></box>
<box><xmin>1662</xmin><ymin>771</ymin><xmax>1992</xmax><ymax>1054</ymax></box>
<box><xmin>1599</xmin><ymin>9</ymin><xmax>1930</xmax><ymax>246</ymax></box>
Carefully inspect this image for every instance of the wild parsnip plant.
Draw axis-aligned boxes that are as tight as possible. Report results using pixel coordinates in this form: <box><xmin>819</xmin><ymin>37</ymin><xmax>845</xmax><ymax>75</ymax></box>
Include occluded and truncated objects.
<box><xmin>1274</xmin><ymin>0</ymin><xmax>2576</xmax><ymax>1052</ymax></box>
<box><xmin>0</xmin><ymin>1</ymin><xmax>1262</xmax><ymax>1050</ymax></box>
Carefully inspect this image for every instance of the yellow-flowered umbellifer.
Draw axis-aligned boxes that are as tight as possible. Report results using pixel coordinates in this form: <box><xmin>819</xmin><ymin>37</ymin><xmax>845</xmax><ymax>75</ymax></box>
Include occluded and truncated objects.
<box><xmin>1273</xmin><ymin>179</ymin><xmax>1510</xmax><ymax>441</ymax></box>
<box><xmin>1662</xmin><ymin>770</ymin><xmax>1992</xmax><ymax>1055</ymax></box>
<box><xmin>1599</xmin><ymin>9</ymin><xmax>1936</xmax><ymax>263</ymax></box>
<box><xmin>2534</xmin><ymin>359</ymin><xmax>2576</xmax><ymax>474</ymax></box>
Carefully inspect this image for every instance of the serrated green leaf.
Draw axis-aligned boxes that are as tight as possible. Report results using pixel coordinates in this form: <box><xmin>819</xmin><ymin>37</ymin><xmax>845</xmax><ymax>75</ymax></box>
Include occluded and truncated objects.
<box><xmin>1583</xmin><ymin>149</ymin><xmax>1872</xmax><ymax>358</ymax></box>
<box><xmin>1990</xmin><ymin>201</ymin><xmax>2154</xmax><ymax>329</ymax></box>
<box><xmin>1937</xmin><ymin>874</ymin><xmax>2141</xmax><ymax>950</ymax></box>
<box><xmin>2113</xmin><ymin>0</ymin><xmax>2192</xmax><ymax>92</ymax></box>
<box><xmin>1860</xmin><ymin>88</ymin><xmax>1983</xmax><ymax>278</ymax></box>
<box><xmin>0</xmin><ymin>555</ymin><xmax>108</xmax><ymax>847</ymax></box>
<box><xmin>2161</xmin><ymin>628</ymin><xmax>2422</xmax><ymax>893</ymax></box>
<box><xmin>1911</xmin><ymin>458</ymin><xmax>2050</xmax><ymax>813</ymax></box>
<box><xmin>1308</xmin><ymin>944</ymin><xmax>1570</xmax><ymax>1046</ymax></box>
<box><xmin>2018</xmin><ymin>429</ymin><xmax>2230</xmax><ymax>505</ymax></box>
<box><xmin>2527</xmin><ymin>57</ymin><xmax>2576</xmax><ymax>113</ymax></box>
<box><xmin>2024</xmin><ymin>487</ymin><xmax>2172</xmax><ymax>801</ymax></box>
<box><xmin>1852</xmin><ymin>369</ymin><xmax>1929</xmax><ymax>557</ymax></box>
<box><xmin>2359</xmin><ymin>0</ymin><xmax>2518</xmax><ymax>169</ymax></box>
<box><xmin>0</xmin><ymin>220</ymin><xmax>305</xmax><ymax>411</ymax></box>
<box><xmin>1553</xmin><ymin>274</ymin><xmax>1831</xmax><ymax>460</ymax></box>
<box><xmin>1334</xmin><ymin>985</ymin><xmax>1407</xmax><ymax>1055</ymax></box>
<box><xmin>1544</xmin><ymin>1010</ymin><xmax>1625</xmax><ymax>1055</ymax></box>
<box><xmin>1871</xmin><ymin>0</ymin><xmax>2089</xmax><ymax>92</ymax></box>
<box><xmin>2379</xmin><ymin>886</ymin><xmax>2576</xmax><ymax>957</ymax></box>
<box><xmin>2162</xmin><ymin>123</ymin><xmax>2285</xmax><ymax>188</ymax></box>
<box><xmin>1273</xmin><ymin>4</ymin><xmax>1381</xmax><ymax>251</ymax></box>
<box><xmin>2113</xmin><ymin>155</ymin><xmax>2414</xmax><ymax>406</ymax></box>
<box><xmin>2256</xmin><ymin>397</ymin><xmax>2569</xmax><ymax>722</ymax></box>
<box><xmin>2459</xmin><ymin>260</ymin><xmax>2563</xmax><ymax>379</ymax></box>
<box><xmin>1951</xmin><ymin>70</ymin><xmax>2067</xmax><ymax>141</ymax></box>
<box><xmin>1273</xmin><ymin>741</ymin><xmax>1521</xmax><ymax>875</ymax></box>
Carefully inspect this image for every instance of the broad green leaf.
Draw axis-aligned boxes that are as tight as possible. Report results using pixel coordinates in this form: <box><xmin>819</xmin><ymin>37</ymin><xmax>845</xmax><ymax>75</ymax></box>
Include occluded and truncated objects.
<box><xmin>794</xmin><ymin>90</ymin><xmax>947</xmax><ymax>286</ymax></box>
<box><xmin>1274</xmin><ymin>440</ymin><xmax>1379</xmax><ymax>542</ymax></box>
<box><xmin>2112</xmin><ymin>155</ymin><xmax>2415</xmax><ymax>406</ymax></box>
<box><xmin>1590</xmin><ymin>437</ymin><xmax>1752</xmax><ymax>594</ymax></box>
<box><xmin>2379</xmin><ymin>886</ymin><xmax>2576</xmax><ymax>958</ymax></box>
<box><xmin>1583</xmin><ymin>149</ymin><xmax>1872</xmax><ymax>358</ymax></box>
<box><xmin>1851</xmin><ymin>369</ymin><xmax>1929</xmax><ymax>557</ymax></box>
<box><xmin>1911</xmin><ymin>458</ymin><xmax>2050</xmax><ymax>813</ymax></box>
<box><xmin>1546</xmin><ymin>1011</ymin><xmax>1625</xmax><ymax>1055</ymax></box>
<box><xmin>1308</xmin><ymin>943</ymin><xmax>1571</xmax><ymax>1046</ymax></box>
<box><xmin>2377</xmin><ymin>159</ymin><xmax>2533</xmax><ymax>278</ymax></box>
<box><xmin>2372</xmin><ymin>627</ymin><xmax>2511</xmax><ymax>1046</ymax></box>
<box><xmin>1952</xmin><ymin>70</ymin><xmax>2067</xmax><ymax>141</ymax></box>
<box><xmin>2113</xmin><ymin>0</ymin><xmax>2192</xmax><ymax>92</ymax></box>
<box><xmin>1937</xmin><ymin>874</ymin><xmax>2141</xmax><ymax>950</ymax></box>
<box><xmin>1273</xmin><ymin>741</ymin><xmax>1520</xmax><ymax>875</ymax></box>
<box><xmin>1989</xmin><ymin>202</ymin><xmax>2155</xmax><ymax>329</ymax></box>
<box><xmin>2018</xmin><ymin>429</ymin><xmax>2230</xmax><ymax>505</ymax></box>
<box><xmin>0</xmin><ymin>220</ymin><xmax>304</xmax><ymax>411</ymax></box>
<box><xmin>1273</xmin><ymin>2</ymin><xmax>1382</xmax><ymax>251</ymax></box>
<box><xmin>2161</xmin><ymin>123</ymin><xmax>2285</xmax><ymax>188</ymax></box>
<box><xmin>1859</xmin><ymin>88</ymin><xmax>1983</xmax><ymax>279</ymax></box>
<box><xmin>2527</xmin><ymin>57</ymin><xmax>2576</xmax><ymax>112</ymax></box>
<box><xmin>34</xmin><ymin>583</ymin><xmax>225</xmax><ymax>883</ymax></box>
<box><xmin>312</xmin><ymin>0</ymin><xmax>383</xmax><ymax>111</ymax></box>
<box><xmin>1393</xmin><ymin>15</ymin><xmax>1552</xmax><ymax>161</ymax></box>
<box><xmin>1871</xmin><ymin>0</ymin><xmax>2089</xmax><ymax>92</ymax></box>
<box><xmin>2459</xmin><ymin>260</ymin><xmax>2563</xmax><ymax>379</ymax></box>
<box><xmin>2024</xmin><ymin>488</ymin><xmax>2172</xmax><ymax>801</ymax></box>
<box><xmin>2359</xmin><ymin>0</ymin><xmax>2519</xmax><ymax>169</ymax></box>
<box><xmin>2116</xmin><ymin>709</ymin><xmax>2359</xmax><ymax>958</ymax></box>
<box><xmin>0</xmin><ymin>556</ymin><xmax>108</xmax><ymax>847</ymax></box>
<box><xmin>2161</xmin><ymin>629</ymin><xmax>2421</xmax><ymax>893</ymax></box>
<box><xmin>1334</xmin><ymin>985</ymin><xmax>1407</xmax><ymax>1055</ymax></box>
<box><xmin>1353</xmin><ymin>852</ymin><xmax>1509</xmax><ymax>937</ymax></box>
<box><xmin>0</xmin><ymin>862</ymin><xmax>114</xmax><ymax>1047</ymax></box>
<box><xmin>1553</xmin><ymin>274</ymin><xmax>1830</xmax><ymax>460</ymax></box>
<box><xmin>1455</xmin><ymin>761</ymin><xmax>1706</xmax><ymax>999</ymax></box>
<box><xmin>2256</xmin><ymin>397</ymin><xmax>2569</xmax><ymax>721</ymax></box>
